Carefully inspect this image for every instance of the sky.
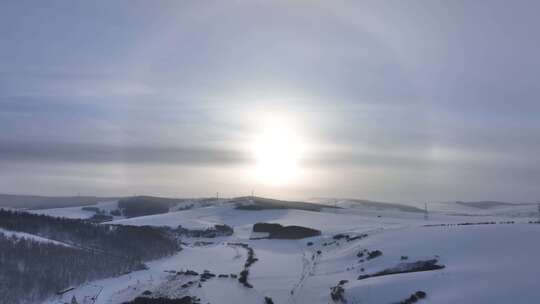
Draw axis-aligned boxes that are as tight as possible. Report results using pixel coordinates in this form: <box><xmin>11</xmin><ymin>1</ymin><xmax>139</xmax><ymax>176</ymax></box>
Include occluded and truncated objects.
<box><xmin>1</xmin><ymin>0</ymin><xmax>539</xmax><ymax>203</ymax></box>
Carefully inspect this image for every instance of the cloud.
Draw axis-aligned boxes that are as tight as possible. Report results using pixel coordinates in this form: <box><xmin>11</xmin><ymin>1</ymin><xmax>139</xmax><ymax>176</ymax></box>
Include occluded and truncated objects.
<box><xmin>0</xmin><ymin>141</ymin><xmax>248</xmax><ymax>166</ymax></box>
<box><xmin>1</xmin><ymin>1</ymin><xmax>540</xmax><ymax>201</ymax></box>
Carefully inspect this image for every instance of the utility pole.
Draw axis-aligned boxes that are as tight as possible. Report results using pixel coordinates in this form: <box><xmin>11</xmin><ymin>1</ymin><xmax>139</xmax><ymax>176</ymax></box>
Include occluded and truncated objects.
<box><xmin>424</xmin><ymin>203</ymin><xmax>429</xmax><ymax>221</ymax></box>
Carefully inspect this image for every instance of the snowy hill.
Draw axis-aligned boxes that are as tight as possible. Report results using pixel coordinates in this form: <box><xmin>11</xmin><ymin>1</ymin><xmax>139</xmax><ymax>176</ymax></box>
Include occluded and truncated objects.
<box><xmin>6</xmin><ymin>195</ymin><xmax>540</xmax><ymax>304</ymax></box>
<box><xmin>0</xmin><ymin>193</ymin><xmax>117</xmax><ymax>209</ymax></box>
<box><xmin>28</xmin><ymin>195</ymin><xmax>539</xmax><ymax>304</ymax></box>
<box><xmin>29</xmin><ymin>200</ymin><xmax>120</xmax><ymax>219</ymax></box>
<box><xmin>0</xmin><ymin>228</ymin><xmax>72</xmax><ymax>247</ymax></box>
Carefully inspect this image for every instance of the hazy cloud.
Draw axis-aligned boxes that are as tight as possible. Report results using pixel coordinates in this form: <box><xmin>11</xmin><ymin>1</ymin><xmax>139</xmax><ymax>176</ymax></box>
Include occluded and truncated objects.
<box><xmin>0</xmin><ymin>141</ymin><xmax>247</xmax><ymax>165</ymax></box>
<box><xmin>1</xmin><ymin>0</ymin><xmax>539</xmax><ymax>201</ymax></box>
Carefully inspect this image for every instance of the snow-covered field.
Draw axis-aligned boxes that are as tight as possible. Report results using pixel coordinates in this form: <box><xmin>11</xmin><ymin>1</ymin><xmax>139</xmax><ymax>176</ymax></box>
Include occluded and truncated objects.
<box><xmin>29</xmin><ymin>201</ymin><xmax>120</xmax><ymax>219</ymax></box>
<box><xmin>39</xmin><ymin>199</ymin><xmax>540</xmax><ymax>304</ymax></box>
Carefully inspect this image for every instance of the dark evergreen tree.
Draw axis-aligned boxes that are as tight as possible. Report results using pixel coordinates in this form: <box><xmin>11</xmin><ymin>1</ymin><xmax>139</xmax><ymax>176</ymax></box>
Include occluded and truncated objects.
<box><xmin>0</xmin><ymin>209</ymin><xmax>181</xmax><ymax>304</ymax></box>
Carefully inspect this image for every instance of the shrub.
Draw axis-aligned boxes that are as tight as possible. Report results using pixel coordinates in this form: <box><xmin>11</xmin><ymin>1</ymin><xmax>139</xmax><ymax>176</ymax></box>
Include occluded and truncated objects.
<box><xmin>253</xmin><ymin>223</ymin><xmax>283</xmax><ymax>233</ymax></box>
<box><xmin>238</xmin><ymin>270</ymin><xmax>249</xmax><ymax>284</ymax></box>
<box><xmin>88</xmin><ymin>214</ymin><xmax>113</xmax><ymax>223</ymax></box>
<box><xmin>415</xmin><ymin>291</ymin><xmax>426</xmax><ymax>299</ymax></box>
<box><xmin>397</xmin><ymin>291</ymin><xmax>427</xmax><ymax>304</ymax></box>
<box><xmin>358</xmin><ymin>260</ymin><xmax>444</xmax><ymax>280</ymax></box>
<box><xmin>330</xmin><ymin>285</ymin><xmax>346</xmax><ymax>302</ymax></box>
<box><xmin>122</xmin><ymin>296</ymin><xmax>200</xmax><ymax>304</ymax></box>
<box><xmin>118</xmin><ymin>196</ymin><xmax>176</xmax><ymax>217</ymax></box>
<box><xmin>333</xmin><ymin>233</ymin><xmax>347</xmax><ymax>240</ymax></box>
<box><xmin>184</xmin><ymin>270</ymin><xmax>199</xmax><ymax>276</ymax></box>
<box><xmin>110</xmin><ymin>209</ymin><xmax>122</xmax><ymax>216</ymax></box>
<box><xmin>367</xmin><ymin>250</ymin><xmax>382</xmax><ymax>260</ymax></box>
<box><xmin>82</xmin><ymin>206</ymin><xmax>100</xmax><ymax>213</ymax></box>
<box><xmin>252</xmin><ymin>223</ymin><xmax>321</xmax><ymax>239</ymax></box>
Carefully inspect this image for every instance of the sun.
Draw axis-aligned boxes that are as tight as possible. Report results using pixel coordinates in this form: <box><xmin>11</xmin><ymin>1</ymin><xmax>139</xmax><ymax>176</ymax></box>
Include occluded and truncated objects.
<box><xmin>252</xmin><ymin>119</ymin><xmax>304</xmax><ymax>186</ymax></box>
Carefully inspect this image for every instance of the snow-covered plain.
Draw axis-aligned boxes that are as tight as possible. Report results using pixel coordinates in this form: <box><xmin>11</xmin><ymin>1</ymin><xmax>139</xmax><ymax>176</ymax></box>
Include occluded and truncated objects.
<box><xmin>29</xmin><ymin>201</ymin><xmax>120</xmax><ymax>219</ymax></box>
<box><xmin>40</xmin><ymin>199</ymin><xmax>540</xmax><ymax>304</ymax></box>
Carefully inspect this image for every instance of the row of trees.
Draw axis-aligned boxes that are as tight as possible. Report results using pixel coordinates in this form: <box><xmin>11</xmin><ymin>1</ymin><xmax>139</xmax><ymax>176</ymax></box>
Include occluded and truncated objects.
<box><xmin>0</xmin><ymin>234</ymin><xmax>135</xmax><ymax>304</ymax></box>
<box><xmin>0</xmin><ymin>209</ymin><xmax>179</xmax><ymax>260</ymax></box>
<box><xmin>0</xmin><ymin>209</ymin><xmax>181</xmax><ymax>304</ymax></box>
<box><xmin>118</xmin><ymin>196</ymin><xmax>178</xmax><ymax>217</ymax></box>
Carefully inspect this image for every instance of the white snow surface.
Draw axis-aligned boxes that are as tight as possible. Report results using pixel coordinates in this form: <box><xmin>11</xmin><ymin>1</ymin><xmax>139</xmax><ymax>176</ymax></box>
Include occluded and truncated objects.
<box><xmin>41</xmin><ymin>200</ymin><xmax>540</xmax><ymax>304</ymax></box>
<box><xmin>0</xmin><ymin>228</ymin><xmax>72</xmax><ymax>247</ymax></box>
<box><xmin>29</xmin><ymin>200</ymin><xmax>119</xmax><ymax>219</ymax></box>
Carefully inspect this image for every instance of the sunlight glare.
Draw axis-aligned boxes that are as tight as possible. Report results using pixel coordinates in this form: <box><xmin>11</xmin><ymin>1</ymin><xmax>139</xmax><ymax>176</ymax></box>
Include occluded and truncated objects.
<box><xmin>252</xmin><ymin>118</ymin><xmax>304</xmax><ymax>186</ymax></box>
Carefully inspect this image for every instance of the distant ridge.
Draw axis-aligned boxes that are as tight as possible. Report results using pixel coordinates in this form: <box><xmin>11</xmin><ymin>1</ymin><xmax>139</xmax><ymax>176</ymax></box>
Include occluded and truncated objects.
<box><xmin>232</xmin><ymin>196</ymin><xmax>337</xmax><ymax>212</ymax></box>
<box><xmin>3</xmin><ymin>193</ymin><xmax>534</xmax><ymax>212</ymax></box>
<box><xmin>342</xmin><ymin>199</ymin><xmax>425</xmax><ymax>213</ymax></box>
<box><xmin>0</xmin><ymin>194</ymin><xmax>118</xmax><ymax>209</ymax></box>
<box><xmin>310</xmin><ymin>198</ymin><xmax>425</xmax><ymax>213</ymax></box>
<box><xmin>454</xmin><ymin>201</ymin><xmax>533</xmax><ymax>209</ymax></box>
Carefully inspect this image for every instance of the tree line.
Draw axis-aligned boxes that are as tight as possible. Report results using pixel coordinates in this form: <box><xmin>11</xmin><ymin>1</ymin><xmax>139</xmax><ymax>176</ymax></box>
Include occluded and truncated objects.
<box><xmin>0</xmin><ymin>209</ymin><xmax>180</xmax><ymax>304</ymax></box>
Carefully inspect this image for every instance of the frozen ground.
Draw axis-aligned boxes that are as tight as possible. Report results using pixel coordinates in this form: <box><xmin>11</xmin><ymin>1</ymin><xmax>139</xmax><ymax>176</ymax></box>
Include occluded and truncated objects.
<box><xmin>29</xmin><ymin>201</ymin><xmax>120</xmax><ymax>219</ymax></box>
<box><xmin>39</xmin><ymin>198</ymin><xmax>540</xmax><ymax>304</ymax></box>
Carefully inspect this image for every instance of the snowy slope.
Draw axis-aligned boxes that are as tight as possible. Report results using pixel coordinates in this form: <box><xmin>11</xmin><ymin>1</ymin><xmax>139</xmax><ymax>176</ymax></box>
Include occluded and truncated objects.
<box><xmin>29</xmin><ymin>200</ymin><xmax>119</xmax><ymax>219</ymax></box>
<box><xmin>0</xmin><ymin>228</ymin><xmax>72</xmax><ymax>247</ymax></box>
<box><xmin>301</xmin><ymin>223</ymin><xmax>540</xmax><ymax>304</ymax></box>
<box><xmin>40</xmin><ymin>198</ymin><xmax>540</xmax><ymax>304</ymax></box>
